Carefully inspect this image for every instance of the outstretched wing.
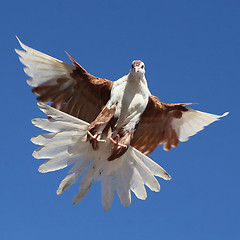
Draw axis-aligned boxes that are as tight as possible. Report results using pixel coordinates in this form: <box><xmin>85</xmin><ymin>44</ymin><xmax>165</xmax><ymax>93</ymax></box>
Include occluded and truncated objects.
<box><xmin>131</xmin><ymin>96</ymin><xmax>228</xmax><ymax>155</ymax></box>
<box><xmin>15</xmin><ymin>37</ymin><xmax>113</xmax><ymax>123</ymax></box>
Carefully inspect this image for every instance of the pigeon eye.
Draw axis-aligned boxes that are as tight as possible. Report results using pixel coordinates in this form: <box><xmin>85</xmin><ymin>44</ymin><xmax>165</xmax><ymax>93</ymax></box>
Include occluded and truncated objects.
<box><xmin>132</xmin><ymin>64</ymin><xmax>134</xmax><ymax>68</ymax></box>
<box><xmin>141</xmin><ymin>65</ymin><xmax>144</xmax><ymax>69</ymax></box>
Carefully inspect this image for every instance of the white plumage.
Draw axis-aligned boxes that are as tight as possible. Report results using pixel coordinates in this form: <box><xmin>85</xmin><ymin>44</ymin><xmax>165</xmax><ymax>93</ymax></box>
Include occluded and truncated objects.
<box><xmin>16</xmin><ymin>38</ymin><xmax>228</xmax><ymax>210</ymax></box>
<box><xmin>107</xmin><ymin>73</ymin><xmax>150</xmax><ymax>134</ymax></box>
<box><xmin>33</xmin><ymin>103</ymin><xmax>170</xmax><ymax>210</ymax></box>
<box><xmin>15</xmin><ymin>37</ymin><xmax>74</xmax><ymax>87</ymax></box>
<box><xmin>171</xmin><ymin>109</ymin><xmax>228</xmax><ymax>142</ymax></box>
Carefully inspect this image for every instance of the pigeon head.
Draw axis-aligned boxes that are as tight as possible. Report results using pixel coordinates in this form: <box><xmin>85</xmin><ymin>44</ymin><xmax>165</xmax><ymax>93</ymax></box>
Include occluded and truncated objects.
<box><xmin>130</xmin><ymin>60</ymin><xmax>145</xmax><ymax>76</ymax></box>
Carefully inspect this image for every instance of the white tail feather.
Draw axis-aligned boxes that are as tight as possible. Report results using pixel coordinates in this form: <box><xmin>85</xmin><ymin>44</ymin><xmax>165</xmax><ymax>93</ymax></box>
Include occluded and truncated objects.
<box><xmin>38</xmin><ymin>152</ymin><xmax>77</xmax><ymax>173</ymax></box>
<box><xmin>115</xmin><ymin>167</ymin><xmax>131</xmax><ymax>207</ymax></box>
<box><xmin>131</xmin><ymin>153</ymin><xmax>160</xmax><ymax>192</ymax></box>
<box><xmin>32</xmin><ymin>103</ymin><xmax>171</xmax><ymax>210</ymax></box>
<box><xmin>31</xmin><ymin>131</ymin><xmax>82</xmax><ymax>145</ymax></box>
<box><xmin>101</xmin><ymin>175</ymin><xmax>116</xmax><ymax>211</ymax></box>
<box><xmin>129</xmin><ymin>167</ymin><xmax>147</xmax><ymax>200</ymax></box>
<box><xmin>72</xmin><ymin>168</ymin><xmax>94</xmax><ymax>204</ymax></box>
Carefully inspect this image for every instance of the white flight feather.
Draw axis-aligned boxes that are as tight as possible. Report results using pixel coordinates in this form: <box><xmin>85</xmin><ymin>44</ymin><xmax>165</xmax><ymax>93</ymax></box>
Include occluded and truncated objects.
<box><xmin>15</xmin><ymin>37</ymin><xmax>74</xmax><ymax>87</ymax></box>
<box><xmin>171</xmin><ymin>108</ymin><xmax>228</xmax><ymax>142</ymax></box>
<box><xmin>32</xmin><ymin>103</ymin><xmax>170</xmax><ymax>210</ymax></box>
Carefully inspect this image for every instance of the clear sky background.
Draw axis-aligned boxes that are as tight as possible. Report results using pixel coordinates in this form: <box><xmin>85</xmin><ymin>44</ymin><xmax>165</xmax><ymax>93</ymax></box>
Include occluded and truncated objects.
<box><xmin>0</xmin><ymin>0</ymin><xmax>239</xmax><ymax>239</ymax></box>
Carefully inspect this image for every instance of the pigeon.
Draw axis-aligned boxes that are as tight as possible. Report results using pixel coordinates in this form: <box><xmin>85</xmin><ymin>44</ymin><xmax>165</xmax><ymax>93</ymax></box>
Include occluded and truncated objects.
<box><xmin>15</xmin><ymin>38</ymin><xmax>228</xmax><ymax>210</ymax></box>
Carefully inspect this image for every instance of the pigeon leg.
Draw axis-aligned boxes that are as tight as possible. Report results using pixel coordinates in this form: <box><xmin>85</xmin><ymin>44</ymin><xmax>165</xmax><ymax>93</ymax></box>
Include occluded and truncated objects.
<box><xmin>110</xmin><ymin>135</ymin><xmax>127</xmax><ymax>150</ymax></box>
<box><xmin>87</xmin><ymin>131</ymin><xmax>106</xmax><ymax>150</ymax></box>
<box><xmin>87</xmin><ymin>131</ymin><xmax>106</xmax><ymax>143</ymax></box>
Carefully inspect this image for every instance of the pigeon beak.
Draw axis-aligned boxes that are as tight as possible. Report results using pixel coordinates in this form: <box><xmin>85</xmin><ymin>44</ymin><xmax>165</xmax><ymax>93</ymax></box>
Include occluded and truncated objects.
<box><xmin>134</xmin><ymin>67</ymin><xmax>139</xmax><ymax>72</ymax></box>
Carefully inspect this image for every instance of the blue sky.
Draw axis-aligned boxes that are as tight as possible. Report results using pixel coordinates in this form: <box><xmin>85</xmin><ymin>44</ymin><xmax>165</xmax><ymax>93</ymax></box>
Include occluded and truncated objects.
<box><xmin>1</xmin><ymin>0</ymin><xmax>239</xmax><ymax>239</ymax></box>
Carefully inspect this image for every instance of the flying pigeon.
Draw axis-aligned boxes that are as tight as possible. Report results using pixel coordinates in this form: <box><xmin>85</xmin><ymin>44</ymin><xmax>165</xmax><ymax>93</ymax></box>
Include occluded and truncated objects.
<box><xmin>15</xmin><ymin>38</ymin><xmax>228</xmax><ymax>210</ymax></box>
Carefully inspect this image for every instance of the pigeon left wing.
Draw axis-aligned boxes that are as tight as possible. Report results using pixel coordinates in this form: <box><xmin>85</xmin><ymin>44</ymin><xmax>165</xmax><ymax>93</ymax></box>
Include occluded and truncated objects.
<box><xmin>131</xmin><ymin>96</ymin><xmax>228</xmax><ymax>155</ymax></box>
<box><xmin>15</xmin><ymin>38</ymin><xmax>113</xmax><ymax>123</ymax></box>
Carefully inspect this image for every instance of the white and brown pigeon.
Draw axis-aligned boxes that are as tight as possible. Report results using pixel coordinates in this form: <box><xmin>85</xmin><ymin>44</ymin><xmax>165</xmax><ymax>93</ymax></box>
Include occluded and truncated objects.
<box><xmin>15</xmin><ymin>38</ymin><xmax>228</xmax><ymax>210</ymax></box>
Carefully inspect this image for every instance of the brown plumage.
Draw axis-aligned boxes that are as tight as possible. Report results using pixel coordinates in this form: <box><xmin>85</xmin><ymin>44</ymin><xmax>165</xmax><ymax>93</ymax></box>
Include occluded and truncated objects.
<box><xmin>16</xmin><ymin>38</ymin><xmax>227</xmax><ymax>158</ymax></box>
<box><xmin>131</xmin><ymin>96</ymin><xmax>193</xmax><ymax>154</ymax></box>
<box><xmin>33</xmin><ymin>54</ymin><xmax>113</xmax><ymax>123</ymax></box>
<box><xmin>31</xmin><ymin>56</ymin><xmax>195</xmax><ymax>156</ymax></box>
<box><xmin>15</xmin><ymin>38</ymin><xmax>228</xmax><ymax>210</ymax></box>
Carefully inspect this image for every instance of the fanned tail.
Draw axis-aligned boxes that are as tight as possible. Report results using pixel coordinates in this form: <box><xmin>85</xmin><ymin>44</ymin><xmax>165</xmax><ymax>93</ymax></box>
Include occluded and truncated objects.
<box><xmin>32</xmin><ymin>103</ymin><xmax>171</xmax><ymax>210</ymax></box>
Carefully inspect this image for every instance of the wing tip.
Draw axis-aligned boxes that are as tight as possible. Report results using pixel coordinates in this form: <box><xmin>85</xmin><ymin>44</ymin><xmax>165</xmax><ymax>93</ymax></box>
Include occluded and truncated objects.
<box><xmin>15</xmin><ymin>36</ymin><xmax>26</xmax><ymax>51</ymax></box>
<box><xmin>37</xmin><ymin>102</ymin><xmax>50</xmax><ymax>114</ymax></box>
<box><xmin>56</xmin><ymin>189</ymin><xmax>62</xmax><ymax>195</ymax></box>
<box><xmin>65</xmin><ymin>51</ymin><xmax>85</xmax><ymax>70</ymax></box>
<box><xmin>37</xmin><ymin>101</ymin><xmax>46</xmax><ymax>108</ymax></box>
<box><xmin>15</xmin><ymin>36</ymin><xmax>26</xmax><ymax>57</ymax></box>
<box><xmin>164</xmin><ymin>172</ymin><xmax>172</xmax><ymax>181</ymax></box>
<box><xmin>38</xmin><ymin>165</ymin><xmax>47</xmax><ymax>173</ymax></box>
<box><xmin>184</xmin><ymin>102</ymin><xmax>198</xmax><ymax>106</ymax></box>
<box><xmin>15</xmin><ymin>35</ymin><xmax>20</xmax><ymax>44</ymax></box>
<box><xmin>30</xmin><ymin>136</ymin><xmax>38</xmax><ymax>144</ymax></box>
<box><xmin>221</xmin><ymin>112</ymin><xmax>229</xmax><ymax>118</ymax></box>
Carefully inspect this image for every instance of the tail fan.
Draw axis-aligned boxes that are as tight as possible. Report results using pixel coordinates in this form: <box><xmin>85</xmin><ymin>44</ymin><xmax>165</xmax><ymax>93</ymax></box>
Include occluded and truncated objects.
<box><xmin>32</xmin><ymin>103</ymin><xmax>171</xmax><ymax>210</ymax></box>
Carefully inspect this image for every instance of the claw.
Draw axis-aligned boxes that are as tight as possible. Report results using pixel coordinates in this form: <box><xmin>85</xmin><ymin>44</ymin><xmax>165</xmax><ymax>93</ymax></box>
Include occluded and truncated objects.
<box><xmin>87</xmin><ymin>131</ymin><xmax>106</xmax><ymax>149</ymax></box>
<box><xmin>110</xmin><ymin>135</ymin><xmax>127</xmax><ymax>150</ymax></box>
<box><xmin>87</xmin><ymin>131</ymin><xmax>106</xmax><ymax>143</ymax></box>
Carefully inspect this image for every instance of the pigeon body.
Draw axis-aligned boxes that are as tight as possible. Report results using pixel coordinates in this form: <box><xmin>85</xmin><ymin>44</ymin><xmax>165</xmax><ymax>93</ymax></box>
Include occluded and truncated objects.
<box><xmin>109</xmin><ymin>62</ymin><xmax>150</xmax><ymax>133</ymax></box>
<box><xmin>88</xmin><ymin>60</ymin><xmax>151</xmax><ymax>160</ymax></box>
<box><xmin>15</xmin><ymin>38</ymin><xmax>228</xmax><ymax>210</ymax></box>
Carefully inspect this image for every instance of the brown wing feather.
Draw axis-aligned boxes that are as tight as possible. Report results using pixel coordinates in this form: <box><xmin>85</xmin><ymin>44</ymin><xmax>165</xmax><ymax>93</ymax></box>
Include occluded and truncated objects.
<box><xmin>33</xmin><ymin>54</ymin><xmax>113</xmax><ymax>123</ymax></box>
<box><xmin>131</xmin><ymin>96</ymin><xmax>192</xmax><ymax>155</ymax></box>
